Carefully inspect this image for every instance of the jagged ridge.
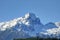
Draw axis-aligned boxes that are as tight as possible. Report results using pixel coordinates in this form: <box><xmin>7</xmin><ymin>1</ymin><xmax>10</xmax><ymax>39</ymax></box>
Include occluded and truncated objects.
<box><xmin>0</xmin><ymin>13</ymin><xmax>60</xmax><ymax>40</ymax></box>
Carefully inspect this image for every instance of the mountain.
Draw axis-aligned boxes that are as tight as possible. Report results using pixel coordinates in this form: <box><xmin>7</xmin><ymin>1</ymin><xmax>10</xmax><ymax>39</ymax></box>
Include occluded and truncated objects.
<box><xmin>0</xmin><ymin>13</ymin><xmax>60</xmax><ymax>40</ymax></box>
<box><xmin>39</xmin><ymin>22</ymin><xmax>60</xmax><ymax>38</ymax></box>
<box><xmin>45</xmin><ymin>22</ymin><xmax>58</xmax><ymax>29</ymax></box>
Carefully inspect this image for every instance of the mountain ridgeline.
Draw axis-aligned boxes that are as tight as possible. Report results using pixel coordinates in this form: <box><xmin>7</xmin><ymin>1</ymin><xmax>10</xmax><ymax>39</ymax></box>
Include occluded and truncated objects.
<box><xmin>0</xmin><ymin>13</ymin><xmax>60</xmax><ymax>40</ymax></box>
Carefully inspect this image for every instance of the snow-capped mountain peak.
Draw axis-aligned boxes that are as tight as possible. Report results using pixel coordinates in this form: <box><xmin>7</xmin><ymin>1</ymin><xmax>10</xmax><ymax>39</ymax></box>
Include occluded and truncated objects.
<box><xmin>0</xmin><ymin>13</ymin><xmax>41</xmax><ymax>31</ymax></box>
<box><xmin>25</xmin><ymin>13</ymin><xmax>36</xmax><ymax>20</ymax></box>
<box><xmin>0</xmin><ymin>13</ymin><xmax>60</xmax><ymax>40</ymax></box>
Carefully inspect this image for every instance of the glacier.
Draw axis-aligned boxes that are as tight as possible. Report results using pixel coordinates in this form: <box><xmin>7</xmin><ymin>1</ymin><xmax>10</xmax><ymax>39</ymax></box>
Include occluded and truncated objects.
<box><xmin>0</xmin><ymin>13</ymin><xmax>60</xmax><ymax>40</ymax></box>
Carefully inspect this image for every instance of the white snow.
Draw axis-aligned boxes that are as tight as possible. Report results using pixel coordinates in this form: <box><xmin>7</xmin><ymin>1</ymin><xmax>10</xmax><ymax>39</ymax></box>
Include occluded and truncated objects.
<box><xmin>55</xmin><ymin>22</ymin><xmax>60</xmax><ymax>27</ymax></box>
<box><xmin>0</xmin><ymin>13</ymin><xmax>60</xmax><ymax>40</ymax></box>
<box><xmin>25</xmin><ymin>13</ymin><xmax>30</xmax><ymax>19</ymax></box>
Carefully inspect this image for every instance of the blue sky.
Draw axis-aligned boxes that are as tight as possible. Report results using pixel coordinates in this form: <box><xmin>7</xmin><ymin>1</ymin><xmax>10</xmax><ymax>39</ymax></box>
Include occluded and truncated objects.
<box><xmin>0</xmin><ymin>0</ymin><xmax>60</xmax><ymax>24</ymax></box>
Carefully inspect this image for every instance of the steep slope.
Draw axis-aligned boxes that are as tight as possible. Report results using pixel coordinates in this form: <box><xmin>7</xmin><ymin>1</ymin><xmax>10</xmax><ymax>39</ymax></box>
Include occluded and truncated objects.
<box><xmin>0</xmin><ymin>13</ymin><xmax>60</xmax><ymax>40</ymax></box>
<box><xmin>0</xmin><ymin>13</ymin><xmax>44</xmax><ymax>40</ymax></box>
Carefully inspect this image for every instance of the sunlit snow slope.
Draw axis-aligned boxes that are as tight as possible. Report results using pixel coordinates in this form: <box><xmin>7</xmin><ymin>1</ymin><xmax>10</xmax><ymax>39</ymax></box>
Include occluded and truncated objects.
<box><xmin>0</xmin><ymin>13</ymin><xmax>60</xmax><ymax>40</ymax></box>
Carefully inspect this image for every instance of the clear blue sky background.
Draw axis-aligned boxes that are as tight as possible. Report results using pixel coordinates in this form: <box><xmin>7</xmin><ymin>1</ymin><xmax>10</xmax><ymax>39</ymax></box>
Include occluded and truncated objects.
<box><xmin>0</xmin><ymin>0</ymin><xmax>60</xmax><ymax>24</ymax></box>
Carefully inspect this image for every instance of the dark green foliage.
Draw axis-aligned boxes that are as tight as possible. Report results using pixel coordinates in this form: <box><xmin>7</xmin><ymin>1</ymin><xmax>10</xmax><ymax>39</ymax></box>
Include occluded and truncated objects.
<box><xmin>14</xmin><ymin>37</ymin><xmax>60</xmax><ymax>40</ymax></box>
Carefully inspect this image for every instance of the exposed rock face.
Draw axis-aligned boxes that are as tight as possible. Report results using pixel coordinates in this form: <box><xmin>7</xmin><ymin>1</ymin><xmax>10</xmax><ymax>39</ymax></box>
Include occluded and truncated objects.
<box><xmin>0</xmin><ymin>13</ymin><xmax>60</xmax><ymax>40</ymax></box>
